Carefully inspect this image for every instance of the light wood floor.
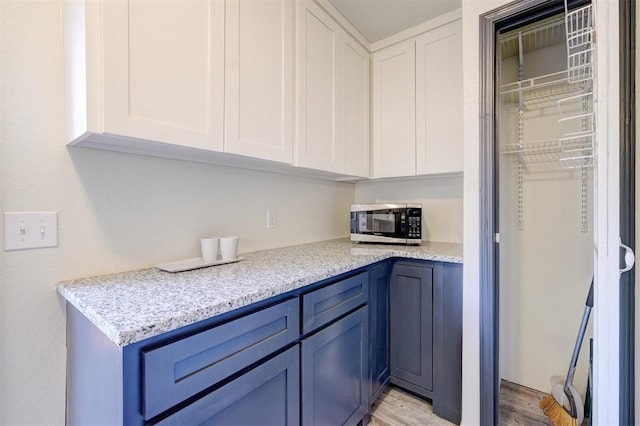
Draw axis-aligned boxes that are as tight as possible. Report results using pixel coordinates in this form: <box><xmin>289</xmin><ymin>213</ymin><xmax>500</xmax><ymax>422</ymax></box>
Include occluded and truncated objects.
<box><xmin>498</xmin><ymin>380</ymin><xmax>553</xmax><ymax>425</ymax></box>
<box><xmin>369</xmin><ymin>387</ymin><xmax>455</xmax><ymax>426</ymax></box>
<box><xmin>369</xmin><ymin>380</ymin><xmax>577</xmax><ymax>426</ymax></box>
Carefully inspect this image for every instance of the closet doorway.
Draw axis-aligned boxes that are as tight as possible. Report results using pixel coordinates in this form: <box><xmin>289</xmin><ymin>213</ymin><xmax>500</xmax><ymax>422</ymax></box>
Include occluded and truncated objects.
<box><xmin>496</xmin><ymin>9</ymin><xmax>594</xmax><ymax>423</ymax></box>
<box><xmin>478</xmin><ymin>0</ymin><xmax>635</xmax><ymax>424</ymax></box>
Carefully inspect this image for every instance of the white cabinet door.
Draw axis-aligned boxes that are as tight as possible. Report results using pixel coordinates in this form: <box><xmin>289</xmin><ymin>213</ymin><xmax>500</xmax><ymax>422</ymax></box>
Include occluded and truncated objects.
<box><xmin>415</xmin><ymin>20</ymin><xmax>462</xmax><ymax>175</ymax></box>
<box><xmin>225</xmin><ymin>0</ymin><xmax>294</xmax><ymax>164</ymax></box>
<box><xmin>371</xmin><ymin>40</ymin><xmax>416</xmax><ymax>178</ymax></box>
<box><xmin>102</xmin><ymin>0</ymin><xmax>224</xmax><ymax>151</ymax></box>
<box><xmin>340</xmin><ymin>34</ymin><xmax>370</xmax><ymax>178</ymax></box>
<box><xmin>296</xmin><ymin>1</ymin><xmax>340</xmax><ymax>172</ymax></box>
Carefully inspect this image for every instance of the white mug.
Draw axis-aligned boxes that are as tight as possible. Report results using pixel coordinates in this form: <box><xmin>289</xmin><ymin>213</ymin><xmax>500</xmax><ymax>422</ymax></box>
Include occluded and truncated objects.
<box><xmin>200</xmin><ymin>237</ymin><xmax>220</xmax><ymax>263</ymax></box>
<box><xmin>220</xmin><ymin>236</ymin><xmax>239</xmax><ymax>261</ymax></box>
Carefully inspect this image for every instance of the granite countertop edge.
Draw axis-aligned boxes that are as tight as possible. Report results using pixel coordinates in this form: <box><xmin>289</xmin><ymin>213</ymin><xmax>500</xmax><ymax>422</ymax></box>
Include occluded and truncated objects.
<box><xmin>58</xmin><ymin>239</ymin><xmax>462</xmax><ymax>347</ymax></box>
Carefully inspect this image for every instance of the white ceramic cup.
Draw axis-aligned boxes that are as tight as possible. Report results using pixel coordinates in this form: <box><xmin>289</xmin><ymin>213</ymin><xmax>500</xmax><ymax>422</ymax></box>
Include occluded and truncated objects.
<box><xmin>200</xmin><ymin>237</ymin><xmax>220</xmax><ymax>263</ymax></box>
<box><xmin>220</xmin><ymin>236</ymin><xmax>239</xmax><ymax>261</ymax></box>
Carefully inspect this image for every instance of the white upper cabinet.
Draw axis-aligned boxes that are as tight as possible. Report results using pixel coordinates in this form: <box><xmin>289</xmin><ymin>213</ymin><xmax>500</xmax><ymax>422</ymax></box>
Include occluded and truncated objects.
<box><xmin>101</xmin><ymin>0</ymin><xmax>224</xmax><ymax>151</ymax></box>
<box><xmin>371</xmin><ymin>40</ymin><xmax>416</xmax><ymax>178</ymax></box>
<box><xmin>340</xmin><ymin>35</ymin><xmax>370</xmax><ymax>178</ymax></box>
<box><xmin>64</xmin><ymin>1</ymin><xmax>460</xmax><ymax>181</ymax></box>
<box><xmin>224</xmin><ymin>0</ymin><xmax>294</xmax><ymax>164</ymax></box>
<box><xmin>296</xmin><ymin>1</ymin><xmax>370</xmax><ymax>177</ymax></box>
<box><xmin>371</xmin><ymin>18</ymin><xmax>462</xmax><ymax>179</ymax></box>
<box><xmin>415</xmin><ymin>20</ymin><xmax>463</xmax><ymax>175</ymax></box>
<box><xmin>296</xmin><ymin>1</ymin><xmax>340</xmax><ymax>172</ymax></box>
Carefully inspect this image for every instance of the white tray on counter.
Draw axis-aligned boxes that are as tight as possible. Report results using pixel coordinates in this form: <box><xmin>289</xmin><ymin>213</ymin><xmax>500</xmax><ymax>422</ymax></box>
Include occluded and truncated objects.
<box><xmin>156</xmin><ymin>257</ymin><xmax>244</xmax><ymax>273</ymax></box>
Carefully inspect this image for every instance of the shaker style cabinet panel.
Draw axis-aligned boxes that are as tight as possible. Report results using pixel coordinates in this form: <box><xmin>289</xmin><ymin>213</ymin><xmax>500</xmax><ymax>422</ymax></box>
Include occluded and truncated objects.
<box><xmin>101</xmin><ymin>0</ymin><xmax>225</xmax><ymax>151</ymax></box>
<box><xmin>371</xmin><ymin>40</ymin><xmax>417</xmax><ymax>178</ymax></box>
<box><xmin>224</xmin><ymin>0</ymin><xmax>294</xmax><ymax>164</ymax></box>
<box><xmin>388</xmin><ymin>259</ymin><xmax>462</xmax><ymax>424</ymax></box>
<box><xmin>415</xmin><ymin>20</ymin><xmax>463</xmax><ymax>175</ymax></box>
<box><xmin>369</xmin><ymin>262</ymin><xmax>390</xmax><ymax>402</ymax></box>
<box><xmin>301</xmin><ymin>307</ymin><xmax>369</xmax><ymax>426</ymax></box>
<box><xmin>296</xmin><ymin>1</ymin><xmax>370</xmax><ymax>177</ymax></box>
<box><xmin>155</xmin><ymin>346</ymin><xmax>300</xmax><ymax>426</ymax></box>
<box><xmin>340</xmin><ymin>35</ymin><xmax>370</xmax><ymax>177</ymax></box>
<box><xmin>389</xmin><ymin>261</ymin><xmax>433</xmax><ymax>392</ymax></box>
<box><xmin>302</xmin><ymin>271</ymin><xmax>368</xmax><ymax>334</ymax></box>
<box><xmin>296</xmin><ymin>1</ymin><xmax>340</xmax><ymax>172</ymax></box>
<box><xmin>142</xmin><ymin>298</ymin><xmax>299</xmax><ymax>419</ymax></box>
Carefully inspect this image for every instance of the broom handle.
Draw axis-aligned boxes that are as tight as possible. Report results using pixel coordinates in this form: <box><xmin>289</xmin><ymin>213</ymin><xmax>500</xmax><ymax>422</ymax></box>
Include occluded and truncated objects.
<box><xmin>563</xmin><ymin>279</ymin><xmax>594</xmax><ymax>416</ymax></box>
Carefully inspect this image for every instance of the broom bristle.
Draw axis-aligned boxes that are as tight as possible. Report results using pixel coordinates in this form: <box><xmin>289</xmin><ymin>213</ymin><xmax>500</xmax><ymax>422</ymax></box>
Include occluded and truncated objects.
<box><xmin>539</xmin><ymin>394</ymin><xmax>579</xmax><ymax>426</ymax></box>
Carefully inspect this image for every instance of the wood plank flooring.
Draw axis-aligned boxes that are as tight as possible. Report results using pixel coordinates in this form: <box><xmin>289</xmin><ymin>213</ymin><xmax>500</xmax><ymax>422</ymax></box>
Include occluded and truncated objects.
<box><xmin>368</xmin><ymin>380</ymin><xmax>583</xmax><ymax>426</ymax></box>
<box><xmin>498</xmin><ymin>380</ymin><xmax>552</xmax><ymax>425</ymax></box>
<box><xmin>368</xmin><ymin>387</ymin><xmax>454</xmax><ymax>426</ymax></box>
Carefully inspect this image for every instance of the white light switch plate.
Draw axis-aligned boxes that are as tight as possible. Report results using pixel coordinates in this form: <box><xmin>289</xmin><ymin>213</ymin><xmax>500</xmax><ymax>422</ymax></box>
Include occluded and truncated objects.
<box><xmin>4</xmin><ymin>212</ymin><xmax>58</xmax><ymax>251</ymax></box>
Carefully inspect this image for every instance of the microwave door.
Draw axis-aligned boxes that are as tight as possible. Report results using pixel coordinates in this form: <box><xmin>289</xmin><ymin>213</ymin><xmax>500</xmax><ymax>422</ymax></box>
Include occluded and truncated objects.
<box><xmin>372</xmin><ymin>213</ymin><xmax>395</xmax><ymax>233</ymax></box>
<box><xmin>355</xmin><ymin>210</ymin><xmax>405</xmax><ymax>238</ymax></box>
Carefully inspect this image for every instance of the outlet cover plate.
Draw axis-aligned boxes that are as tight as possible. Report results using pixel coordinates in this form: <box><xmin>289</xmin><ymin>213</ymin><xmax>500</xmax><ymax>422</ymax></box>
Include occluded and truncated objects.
<box><xmin>267</xmin><ymin>210</ymin><xmax>277</xmax><ymax>229</ymax></box>
<box><xmin>4</xmin><ymin>212</ymin><xmax>58</xmax><ymax>251</ymax></box>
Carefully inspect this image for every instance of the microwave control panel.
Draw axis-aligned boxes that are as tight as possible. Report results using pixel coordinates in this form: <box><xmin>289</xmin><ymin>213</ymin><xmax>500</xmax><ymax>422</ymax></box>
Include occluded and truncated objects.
<box><xmin>407</xmin><ymin>208</ymin><xmax>421</xmax><ymax>240</ymax></box>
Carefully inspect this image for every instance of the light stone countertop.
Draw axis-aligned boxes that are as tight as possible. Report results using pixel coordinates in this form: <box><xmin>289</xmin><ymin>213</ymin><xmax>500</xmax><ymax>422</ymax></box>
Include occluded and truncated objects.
<box><xmin>57</xmin><ymin>238</ymin><xmax>462</xmax><ymax>347</ymax></box>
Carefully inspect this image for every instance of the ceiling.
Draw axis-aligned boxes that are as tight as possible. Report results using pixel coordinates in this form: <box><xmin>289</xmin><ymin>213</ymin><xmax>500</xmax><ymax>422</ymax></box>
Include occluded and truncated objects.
<box><xmin>327</xmin><ymin>0</ymin><xmax>462</xmax><ymax>43</ymax></box>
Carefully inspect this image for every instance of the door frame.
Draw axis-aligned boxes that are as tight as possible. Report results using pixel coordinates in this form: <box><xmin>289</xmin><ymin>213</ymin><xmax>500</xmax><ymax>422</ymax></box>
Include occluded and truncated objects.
<box><xmin>478</xmin><ymin>1</ymin><xmax>552</xmax><ymax>423</ymax></box>
<box><xmin>619</xmin><ymin>0</ymin><xmax>635</xmax><ymax>423</ymax></box>
<box><xmin>478</xmin><ymin>0</ymin><xmax>630</xmax><ymax>424</ymax></box>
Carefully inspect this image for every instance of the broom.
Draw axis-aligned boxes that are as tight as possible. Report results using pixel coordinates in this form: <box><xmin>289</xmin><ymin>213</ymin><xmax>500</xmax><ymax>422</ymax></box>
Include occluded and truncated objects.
<box><xmin>539</xmin><ymin>279</ymin><xmax>593</xmax><ymax>426</ymax></box>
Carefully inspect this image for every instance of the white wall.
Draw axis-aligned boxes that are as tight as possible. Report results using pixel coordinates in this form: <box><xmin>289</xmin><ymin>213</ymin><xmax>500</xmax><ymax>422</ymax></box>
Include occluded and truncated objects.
<box><xmin>354</xmin><ymin>176</ymin><xmax>463</xmax><ymax>244</ymax></box>
<box><xmin>0</xmin><ymin>1</ymin><xmax>354</xmax><ymax>424</ymax></box>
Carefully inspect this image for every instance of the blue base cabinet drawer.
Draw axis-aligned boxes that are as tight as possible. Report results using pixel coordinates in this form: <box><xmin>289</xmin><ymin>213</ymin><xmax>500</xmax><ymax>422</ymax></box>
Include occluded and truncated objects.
<box><xmin>155</xmin><ymin>346</ymin><xmax>300</xmax><ymax>425</ymax></box>
<box><xmin>301</xmin><ymin>307</ymin><xmax>369</xmax><ymax>426</ymax></box>
<box><xmin>302</xmin><ymin>271</ymin><xmax>368</xmax><ymax>334</ymax></box>
<box><xmin>143</xmin><ymin>298</ymin><xmax>299</xmax><ymax>419</ymax></box>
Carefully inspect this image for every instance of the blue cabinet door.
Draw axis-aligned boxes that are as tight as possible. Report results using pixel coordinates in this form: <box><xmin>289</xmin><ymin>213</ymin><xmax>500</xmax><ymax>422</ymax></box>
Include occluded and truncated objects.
<box><xmin>301</xmin><ymin>307</ymin><xmax>369</xmax><ymax>426</ymax></box>
<box><xmin>390</xmin><ymin>261</ymin><xmax>433</xmax><ymax>393</ymax></box>
<box><xmin>155</xmin><ymin>346</ymin><xmax>300</xmax><ymax>426</ymax></box>
<box><xmin>369</xmin><ymin>262</ymin><xmax>390</xmax><ymax>402</ymax></box>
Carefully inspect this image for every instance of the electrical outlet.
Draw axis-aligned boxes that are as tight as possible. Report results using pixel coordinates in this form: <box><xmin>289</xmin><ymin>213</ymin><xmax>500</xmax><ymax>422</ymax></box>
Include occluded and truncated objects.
<box><xmin>4</xmin><ymin>211</ymin><xmax>58</xmax><ymax>251</ymax></box>
<box><xmin>267</xmin><ymin>210</ymin><xmax>277</xmax><ymax>229</ymax></box>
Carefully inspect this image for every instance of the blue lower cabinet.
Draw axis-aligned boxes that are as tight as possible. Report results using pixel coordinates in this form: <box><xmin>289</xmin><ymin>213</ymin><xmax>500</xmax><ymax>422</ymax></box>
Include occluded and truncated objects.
<box><xmin>390</xmin><ymin>262</ymin><xmax>433</xmax><ymax>393</ymax></box>
<box><xmin>143</xmin><ymin>298</ymin><xmax>299</xmax><ymax>419</ymax></box>
<box><xmin>388</xmin><ymin>260</ymin><xmax>463</xmax><ymax>425</ymax></box>
<box><xmin>302</xmin><ymin>271</ymin><xmax>368</xmax><ymax>334</ymax></box>
<box><xmin>369</xmin><ymin>262</ymin><xmax>390</xmax><ymax>402</ymax></box>
<box><xmin>154</xmin><ymin>346</ymin><xmax>300</xmax><ymax>426</ymax></box>
<box><xmin>301</xmin><ymin>307</ymin><xmax>369</xmax><ymax>426</ymax></box>
<box><xmin>69</xmin><ymin>273</ymin><xmax>372</xmax><ymax>425</ymax></box>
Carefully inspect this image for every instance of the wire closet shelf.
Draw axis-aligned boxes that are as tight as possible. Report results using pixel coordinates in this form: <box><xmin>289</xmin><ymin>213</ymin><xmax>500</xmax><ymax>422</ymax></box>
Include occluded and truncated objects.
<box><xmin>498</xmin><ymin>1</ymin><xmax>596</xmax><ymax>171</ymax></box>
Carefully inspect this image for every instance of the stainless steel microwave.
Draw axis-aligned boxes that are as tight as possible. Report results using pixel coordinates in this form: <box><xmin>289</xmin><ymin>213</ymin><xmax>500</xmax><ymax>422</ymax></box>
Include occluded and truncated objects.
<box><xmin>350</xmin><ymin>204</ymin><xmax>422</xmax><ymax>245</ymax></box>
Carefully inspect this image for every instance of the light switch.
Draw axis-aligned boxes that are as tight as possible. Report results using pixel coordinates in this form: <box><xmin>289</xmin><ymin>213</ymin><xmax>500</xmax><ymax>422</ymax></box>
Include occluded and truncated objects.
<box><xmin>4</xmin><ymin>212</ymin><xmax>58</xmax><ymax>251</ymax></box>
